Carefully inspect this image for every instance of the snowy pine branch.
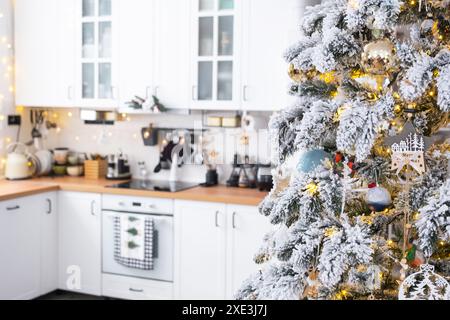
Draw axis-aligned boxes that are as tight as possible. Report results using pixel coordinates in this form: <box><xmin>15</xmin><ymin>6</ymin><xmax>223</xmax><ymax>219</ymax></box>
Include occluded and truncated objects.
<box><xmin>416</xmin><ymin>179</ymin><xmax>450</xmax><ymax>258</ymax></box>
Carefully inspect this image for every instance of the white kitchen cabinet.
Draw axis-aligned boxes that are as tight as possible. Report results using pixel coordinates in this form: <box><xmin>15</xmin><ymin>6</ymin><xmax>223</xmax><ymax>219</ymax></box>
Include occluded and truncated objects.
<box><xmin>153</xmin><ymin>0</ymin><xmax>190</xmax><ymax>109</ymax></box>
<box><xmin>0</xmin><ymin>195</ymin><xmax>41</xmax><ymax>299</ymax></box>
<box><xmin>241</xmin><ymin>0</ymin><xmax>299</xmax><ymax>111</ymax></box>
<box><xmin>174</xmin><ymin>200</ymin><xmax>227</xmax><ymax>299</ymax></box>
<box><xmin>58</xmin><ymin>191</ymin><xmax>102</xmax><ymax>296</ymax></box>
<box><xmin>39</xmin><ymin>192</ymin><xmax>58</xmax><ymax>296</ymax></box>
<box><xmin>75</xmin><ymin>0</ymin><xmax>119</xmax><ymax>109</ymax></box>
<box><xmin>226</xmin><ymin>204</ymin><xmax>272</xmax><ymax>299</ymax></box>
<box><xmin>15</xmin><ymin>0</ymin><xmax>76</xmax><ymax>107</ymax></box>
<box><xmin>174</xmin><ymin>200</ymin><xmax>271</xmax><ymax>300</ymax></box>
<box><xmin>117</xmin><ymin>0</ymin><xmax>154</xmax><ymax>109</ymax></box>
<box><xmin>189</xmin><ymin>0</ymin><xmax>242</xmax><ymax>110</ymax></box>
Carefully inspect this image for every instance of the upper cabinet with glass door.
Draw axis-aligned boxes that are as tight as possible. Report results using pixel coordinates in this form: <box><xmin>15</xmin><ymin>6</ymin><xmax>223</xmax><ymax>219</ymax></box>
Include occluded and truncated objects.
<box><xmin>77</xmin><ymin>0</ymin><xmax>118</xmax><ymax>109</ymax></box>
<box><xmin>190</xmin><ymin>0</ymin><xmax>241</xmax><ymax>110</ymax></box>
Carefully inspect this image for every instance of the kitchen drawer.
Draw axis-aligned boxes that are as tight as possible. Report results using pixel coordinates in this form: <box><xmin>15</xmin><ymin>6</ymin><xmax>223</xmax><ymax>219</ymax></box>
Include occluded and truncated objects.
<box><xmin>102</xmin><ymin>274</ymin><xmax>173</xmax><ymax>300</ymax></box>
<box><xmin>102</xmin><ymin>194</ymin><xmax>174</xmax><ymax>214</ymax></box>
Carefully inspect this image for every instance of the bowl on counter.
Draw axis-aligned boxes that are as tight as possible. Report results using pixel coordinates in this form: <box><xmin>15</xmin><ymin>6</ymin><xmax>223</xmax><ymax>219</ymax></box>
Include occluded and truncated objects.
<box><xmin>67</xmin><ymin>165</ymin><xmax>84</xmax><ymax>177</ymax></box>
<box><xmin>52</xmin><ymin>165</ymin><xmax>67</xmax><ymax>176</ymax></box>
<box><xmin>54</xmin><ymin>148</ymin><xmax>69</xmax><ymax>165</ymax></box>
<box><xmin>67</xmin><ymin>154</ymin><xmax>79</xmax><ymax>166</ymax></box>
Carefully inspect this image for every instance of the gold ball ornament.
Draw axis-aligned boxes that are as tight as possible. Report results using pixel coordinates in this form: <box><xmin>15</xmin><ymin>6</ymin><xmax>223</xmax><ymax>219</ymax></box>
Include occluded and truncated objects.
<box><xmin>288</xmin><ymin>64</ymin><xmax>318</xmax><ymax>83</ymax></box>
<box><xmin>288</xmin><ymin>63</ymin><xmax>304</xmax><ymax>82</ymax></box>
<box><xmin>361</xmin><ymin>39</ymin><xmax>397</xmax><ymax>75</ymax></box>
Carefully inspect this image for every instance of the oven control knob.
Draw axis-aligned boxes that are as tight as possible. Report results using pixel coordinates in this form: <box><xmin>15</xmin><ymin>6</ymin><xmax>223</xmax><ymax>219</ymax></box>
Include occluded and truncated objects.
<box><xmin>118</xmin><ymin>202</ymin><xmax>125</xmax><ymax>207</ymax></box>
<box><xmin>148</xmin><ymin>204</ymin><xmax>155</xmax><ymax>209</ymax></box>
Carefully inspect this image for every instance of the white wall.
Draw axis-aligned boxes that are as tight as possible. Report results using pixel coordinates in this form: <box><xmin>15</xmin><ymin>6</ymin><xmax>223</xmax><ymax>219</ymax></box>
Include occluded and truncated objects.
<box><xmin>0</xmin><ymin>0</ymin><xmax>14</xmax><ymax>176</ymax></box>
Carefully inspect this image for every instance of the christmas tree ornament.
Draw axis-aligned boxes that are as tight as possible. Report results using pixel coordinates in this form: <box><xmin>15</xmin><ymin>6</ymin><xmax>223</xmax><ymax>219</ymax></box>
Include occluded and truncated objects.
<box><xmin>353</xmin><ymin>73</ymin><xmax>390</xmax><ymax>92</ymax></box>
<box><xmin>302</xmin><ymin>270</ymin><xmax>320</xmax><ymax>299</ymax></box>
<box><xmin>365</xmin><ymin>186</ymin><xmax>392</xmax><ymax>212</ymax></box>
<box><xmin>296</xmin><ymin>149</ymin><xmax>332</xmax><ymax>174</ymax></box>
<box><xmin>390</xmin><ymin>132</ymin><xmax>426</xmax><ymax>183</ymax></box>
<box><xmin>288</xmin><ymin>63</ymin><xmax>303</xmax><ymax>82</ymax></box>
<box><xmin>391</xmin><ymin>262</ymin><xmax>407</xmax><ymax>281</ymax></box>
<box><xmin>361</xmin><ymin>39</ymin><xmax>397</xmax><ymax>75</ymax></box>
<box><xmin>398</xmin><ymin>264</ymin><xmax>450</xmax><ymax>300</ymax></box>
<box><xmin>288</xmin><ymin>64</ymin><xmax>318</xmax><ymax>83</ymax></box>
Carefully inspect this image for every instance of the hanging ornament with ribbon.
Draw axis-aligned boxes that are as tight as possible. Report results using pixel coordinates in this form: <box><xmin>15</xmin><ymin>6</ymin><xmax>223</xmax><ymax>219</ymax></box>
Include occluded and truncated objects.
<box><xmin>385</xmin><ymin>121</ymin><xmax>432</xmax><ymax>184</ymax></box>
<box><xmin>398</xmin><ymin>264</ymin><xmax>450</xmax><ymax>300</ymax></box>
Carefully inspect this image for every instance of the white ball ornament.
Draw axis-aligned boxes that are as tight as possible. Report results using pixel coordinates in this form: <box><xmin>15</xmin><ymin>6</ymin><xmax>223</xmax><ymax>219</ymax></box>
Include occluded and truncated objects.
<box><xmin>365</xmin><ymin>186</ymin><xmax>392</xmax><ymax>212</ymax></box>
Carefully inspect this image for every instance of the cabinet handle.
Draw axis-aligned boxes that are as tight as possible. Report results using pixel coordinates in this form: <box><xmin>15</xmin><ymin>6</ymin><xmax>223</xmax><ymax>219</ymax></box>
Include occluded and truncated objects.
<box><xmin>111</xmin><ymin>86</ymin><xmax>118</xmax><ymax>100</ymax></box>
<box><xmin>129</xmin><ymin>288</ymin><xmax>144</xmax><ymax>293</ymax></box>
<box><xmin>6</xmin><ymin>205</ymin><xmax>20</xmax><ymax>211</ymax></box>
<box><xmin>67</xmin><ymin>86</ymin><xmax>73</xmax><ymax>100</ymax></box>
<box><xmin>46</xmin><ymin>199</ymin><xmax>52</xmax><ymax>214</ymax></box>
<box><xmin>243</xmin><ymin>85</ymin><xmax>249</xmax><ymax>101</ymax></box>
<box><xmin>192</xmin><ymin>85</ymin><xmax>197</xmax><ymax>101</ymax></box>
<box><xmin>153</xmin><ymin>85</ymin><xmax>159</xmax><ymax>97</ymax></box>
<box><xmin>91</xmin><ymin>200</ymin><xmax>96</xmax><ymax>216</ymax></box>
<box><xmin>215</xmin><ymin>211</ymin><xmax>220</xmax><ymax>227</ymax></box>
<box><xmin>232</xmin><ymin>212</ymin><xmax>237</xmax><ymax>229</ymax></box>
<box><xmin>145</xmin><ymin>86</ymin><xmax>152</xmax><ymax>100</ymax></box>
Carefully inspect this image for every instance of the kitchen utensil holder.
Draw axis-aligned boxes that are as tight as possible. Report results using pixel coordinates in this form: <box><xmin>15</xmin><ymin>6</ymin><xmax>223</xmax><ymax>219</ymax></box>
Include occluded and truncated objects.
<box><xmin>84</xmin><ymin>160</ymin><xmax>107</xmax><ymax>179</ymax></box>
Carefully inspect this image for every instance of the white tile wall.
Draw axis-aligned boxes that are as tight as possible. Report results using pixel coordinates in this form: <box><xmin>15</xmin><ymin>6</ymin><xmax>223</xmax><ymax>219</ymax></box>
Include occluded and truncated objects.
<box><xmin>19</xmin><ymin>109</ymin><xmax>272</xmax><ymax>184</ymax></box>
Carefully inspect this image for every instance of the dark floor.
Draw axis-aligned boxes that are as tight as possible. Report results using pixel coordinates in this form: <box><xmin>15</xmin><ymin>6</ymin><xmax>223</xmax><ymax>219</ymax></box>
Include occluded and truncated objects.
<box><xmin>36</xmin><ymin>290</ymin><xmax>108</xmax><ymax>300</ymax></box>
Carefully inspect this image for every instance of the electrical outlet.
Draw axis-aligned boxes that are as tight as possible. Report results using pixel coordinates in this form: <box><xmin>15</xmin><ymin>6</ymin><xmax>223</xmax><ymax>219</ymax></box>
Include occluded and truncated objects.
<box><xmin>8</xmin><ymin>115</ymin><xmax>21</xmax><ymax>126</ymax></box>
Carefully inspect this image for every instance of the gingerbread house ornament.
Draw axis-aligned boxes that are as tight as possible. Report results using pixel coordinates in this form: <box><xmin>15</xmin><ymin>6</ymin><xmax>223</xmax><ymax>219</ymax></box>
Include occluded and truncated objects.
<box><xmin>391</xmin><ymin>132</ymin><xmax>425</xmax><ymax>175</ymax></box>
<box><xmin>385</xmin><ymin>122</ymin><xmax>432</xmax><ymax>183</ymax></box>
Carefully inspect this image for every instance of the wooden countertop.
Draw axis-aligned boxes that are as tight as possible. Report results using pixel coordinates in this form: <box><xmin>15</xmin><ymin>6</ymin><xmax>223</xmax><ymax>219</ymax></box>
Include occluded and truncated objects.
<box><xmin>0</xmin><ymin>177</ymin><xmax>268</xmax><ymax>206</ymax></box>
<box><xmin>0</xmin><ymin>180</ymin><xmax>59</xmax><ymax>201</ymax></box>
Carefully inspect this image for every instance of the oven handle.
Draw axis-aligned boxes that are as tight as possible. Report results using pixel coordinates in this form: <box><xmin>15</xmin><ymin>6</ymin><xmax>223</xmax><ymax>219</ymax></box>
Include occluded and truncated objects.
<box><xmin>129</xmin><ymin>288</ymin><xmax>144</xmax><ymax>293</ymax></box>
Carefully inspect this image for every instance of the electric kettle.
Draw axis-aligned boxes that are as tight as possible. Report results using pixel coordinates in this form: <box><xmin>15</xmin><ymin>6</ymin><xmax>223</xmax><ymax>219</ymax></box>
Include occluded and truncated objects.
<box><xmin>5</xmin><ymin>143</ymin><xmax>36</xmax><ymax>180</ymax></box>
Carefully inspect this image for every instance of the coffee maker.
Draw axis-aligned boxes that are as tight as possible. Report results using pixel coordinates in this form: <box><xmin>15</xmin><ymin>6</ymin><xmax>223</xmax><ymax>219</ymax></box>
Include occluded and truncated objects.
<box><xmin>106</xmin><ymin>152</ymin><xmax>132</xmax><ymax>180</ymax></box>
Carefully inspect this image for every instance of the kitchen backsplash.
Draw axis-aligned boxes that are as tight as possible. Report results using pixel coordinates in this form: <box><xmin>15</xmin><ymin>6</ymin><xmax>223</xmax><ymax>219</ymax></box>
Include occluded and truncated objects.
<box><xmin>17</xmin><ymin>108</ymin><xmax>272</xmax><ymax>184</ymax></box>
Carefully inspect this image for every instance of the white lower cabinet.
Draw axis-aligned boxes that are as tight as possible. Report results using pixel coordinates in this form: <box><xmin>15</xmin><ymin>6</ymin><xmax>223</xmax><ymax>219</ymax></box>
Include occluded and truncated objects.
<box><xmin>40</xmin><ymin>192</ymin><xmax>58</xmax><ymax>296</ymax></box>
<box><xmin>0</xmin><ymin>192</ymin><xmax>57</xmax><ymax>300</ymax></box>
<box><xmin>174</xmin><ymin>200</ymin><xmax>271</xmax><ymax>300</ymax></box>
<box><xmin>174</xmin><ymin>201</ymin><xmax>227</xmax><ymax>300</ymax></box>
<box><xmin>58</xmin><ymin>191</ymin><xmax>102</xmax><ymax>296</ymax></box>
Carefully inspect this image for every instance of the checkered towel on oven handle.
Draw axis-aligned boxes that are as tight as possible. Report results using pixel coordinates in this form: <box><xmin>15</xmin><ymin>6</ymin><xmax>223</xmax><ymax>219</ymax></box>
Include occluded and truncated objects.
<box><xmin>114</xmin><ymin>216</ymin><xmax>154</xmax><ymax>270</ymax></box>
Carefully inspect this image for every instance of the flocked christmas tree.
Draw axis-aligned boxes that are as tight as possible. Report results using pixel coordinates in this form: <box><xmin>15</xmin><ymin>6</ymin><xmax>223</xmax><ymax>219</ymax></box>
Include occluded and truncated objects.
<box><xmin>237</xmin><ymin>0</ymin><xmax>450</xmax><ymax>300</ymax></box>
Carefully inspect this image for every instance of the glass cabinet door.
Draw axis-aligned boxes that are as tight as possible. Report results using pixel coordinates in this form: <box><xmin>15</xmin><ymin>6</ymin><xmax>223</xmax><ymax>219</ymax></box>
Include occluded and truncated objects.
<box><xmin>80</xmin><ymin>0</ymin><xmax>114</xmax><ymax>102</ymax></box>
<box><xmin>194</xmin><ymin>0</ymin><xmax>235</xmax><ymax>104</ymax></box>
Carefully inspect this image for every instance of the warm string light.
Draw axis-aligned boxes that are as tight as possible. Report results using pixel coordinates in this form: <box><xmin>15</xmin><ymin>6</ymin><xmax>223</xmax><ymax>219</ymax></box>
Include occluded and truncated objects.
<box><xmin>305</xmin><ymin>182</ymin><xmax>319</xmax><ymax>196</ymax></box>
<box><xmin>319</xmin><ymin>71</ymin><xmax>336</xmax><ymax>84</ymax></box>
<box><xmin>324</xmin><ymin>227</ymin><xmax>338</xmax><ymax>238</ymax></box>
<box><xmin>334</xmin><ymin>289</ymin><xmax>351</xmax><ymax>300</ymax></box>
<box><xmin>0</xmin><ymin>16</ymin><xmax>15</xmax><ymax>171</ymax></box>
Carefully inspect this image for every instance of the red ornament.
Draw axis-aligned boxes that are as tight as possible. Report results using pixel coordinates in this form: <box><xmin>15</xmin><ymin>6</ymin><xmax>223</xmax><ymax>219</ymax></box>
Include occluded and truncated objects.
<box><xmin>368</xmin><ymin>182</ymin><xmax>377</xmax><ymax>188</ymax></box>
<box><xmin>335</xmin><ymin>152</ymin><xmax>343</xmax><ymax>163</ymax></box>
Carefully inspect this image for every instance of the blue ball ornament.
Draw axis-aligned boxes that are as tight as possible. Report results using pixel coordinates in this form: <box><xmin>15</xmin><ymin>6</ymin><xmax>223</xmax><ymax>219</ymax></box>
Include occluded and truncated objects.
<box><xmin>366</xmin><ymin>187</ymin><xmax>392</xmax><ymax>212</ymax></box>
<box><xmin>297</xmin><ymin>149</ymin><xmax>332</xmax><ymax>173</ymax></box>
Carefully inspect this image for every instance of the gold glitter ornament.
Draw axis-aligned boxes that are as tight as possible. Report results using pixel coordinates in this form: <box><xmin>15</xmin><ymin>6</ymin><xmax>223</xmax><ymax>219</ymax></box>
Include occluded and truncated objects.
<box><xmin>361</xmin><ymin>39</ymin><xmax>397</xmax><ymax>75</ymax></box>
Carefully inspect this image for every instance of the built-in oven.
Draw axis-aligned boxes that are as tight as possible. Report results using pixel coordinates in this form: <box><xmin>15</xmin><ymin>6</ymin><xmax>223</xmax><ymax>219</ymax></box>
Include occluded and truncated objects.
<box><xmin>101</xmin><ymin>195</ymin><xmax>174</xmax><ymax>282</ymax></box>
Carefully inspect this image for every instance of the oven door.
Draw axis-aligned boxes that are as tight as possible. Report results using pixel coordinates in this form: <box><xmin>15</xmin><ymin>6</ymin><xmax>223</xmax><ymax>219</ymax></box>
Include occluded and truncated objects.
<box><xmin>102</xmin><ymin>210</ymin><xmax>174</xmax><ymax>282</ymax></box>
